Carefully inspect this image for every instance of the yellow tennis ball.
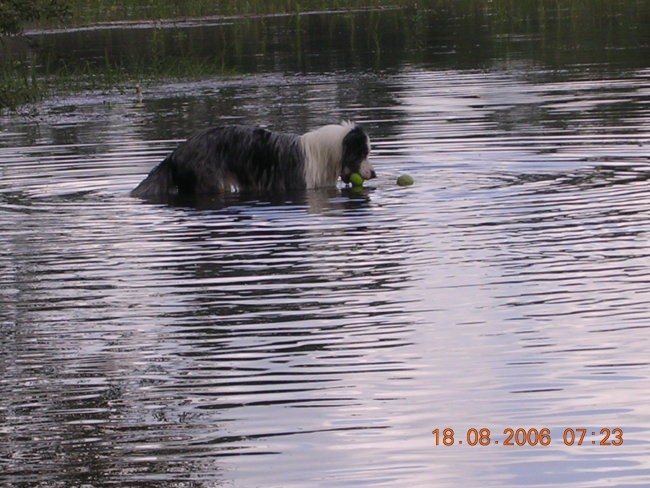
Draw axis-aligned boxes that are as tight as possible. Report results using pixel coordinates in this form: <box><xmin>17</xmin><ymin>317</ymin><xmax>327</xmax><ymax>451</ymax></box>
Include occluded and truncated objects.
<box><xmin>349</xmin><ymin>173</ymin><xmax>364</xmax><ymax>187</ymax></box>
<box><xmin>397</xmin><ymin>174</ymin><xmax>414</xmax><ymax>186</ymax></box>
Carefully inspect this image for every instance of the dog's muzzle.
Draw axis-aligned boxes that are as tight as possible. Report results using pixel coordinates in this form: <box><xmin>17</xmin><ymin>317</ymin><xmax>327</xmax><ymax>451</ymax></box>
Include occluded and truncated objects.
<box><xmin>342</xmin><ymin>160</ymin><xmax>376</xmax><ymax>183</ymax></box>
<box><xmin>359</xmin><ymin>159</ymin><xmax>377</xmax><ymax>180</ymax></box>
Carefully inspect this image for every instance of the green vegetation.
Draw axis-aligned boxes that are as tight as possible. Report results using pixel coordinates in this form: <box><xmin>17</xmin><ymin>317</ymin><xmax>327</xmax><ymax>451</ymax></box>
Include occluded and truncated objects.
<box><xmin>0</xmin><ymin>1</ymin><xmax>402</xmax><ymax>110</ymax></box>
<box><xmin>0</xmin><ymin>59</ymin><xmax>39</xmax><ymax>109</ymax></box>
<box><xmin>0</xmin><ymin>0</ymin><xmax>648</xmax><ymax>111</ymax></box>
<box><xmin>2</xmin><ymin>1</ymin><xmax>408</xmax><ymax>110</ymax></box>
<box><xmin>0</xmin><ymin>0</ymin><xmax>68</xmax><ymax>34</ymax></box>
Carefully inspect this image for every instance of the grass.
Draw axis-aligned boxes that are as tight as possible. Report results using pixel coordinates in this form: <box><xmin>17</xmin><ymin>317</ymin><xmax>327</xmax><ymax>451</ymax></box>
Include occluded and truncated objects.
<box><xmin>6</xmin><ymin>1</ymin><xmax>406</xmax><ymax>110</ymax></box>
<box><xmin>1</xmin><ymin>0</ymin><xmax>648</xmax><ymax>111</ymax></box>
<box><xmin>4</xmin><ymin>1</ymin><xmax>416</xmax><ymax>110</ymax></box>
<box><xmin>0</xmin><ymin>60</ymin><xmax>43</xmax><ymax>110</ymax></box>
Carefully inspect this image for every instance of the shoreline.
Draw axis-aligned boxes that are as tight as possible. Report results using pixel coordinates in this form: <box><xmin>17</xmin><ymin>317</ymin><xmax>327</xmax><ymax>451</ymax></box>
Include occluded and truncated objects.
<box><xmin>23</xmin><ymin>6</ymin><xmax>402</xmax><ymax>36</ymax></box>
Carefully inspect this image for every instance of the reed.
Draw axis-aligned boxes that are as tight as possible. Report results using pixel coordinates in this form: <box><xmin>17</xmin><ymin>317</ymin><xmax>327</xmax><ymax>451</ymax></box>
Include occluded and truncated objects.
<box><xmin>0</xmin><ymin>60</ymin><xmax>44</xmax><ymax>110</ymax></box>
<box><xmin>1</xmin><ymin>0</ymin><xmax>647</xmax><ymax>111</ymax></box>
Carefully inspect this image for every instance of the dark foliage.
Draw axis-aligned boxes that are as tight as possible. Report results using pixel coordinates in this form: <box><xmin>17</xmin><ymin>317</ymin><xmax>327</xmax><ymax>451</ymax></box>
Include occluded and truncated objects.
<box><xmin>0</xmin><ymin>0</ymin><xmax>68</xmax><ymax>35</ymax></box>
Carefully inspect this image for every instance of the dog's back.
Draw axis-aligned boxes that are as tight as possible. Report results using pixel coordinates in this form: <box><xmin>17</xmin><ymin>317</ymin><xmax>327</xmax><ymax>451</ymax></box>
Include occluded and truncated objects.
<box><xmin>131</xmin><ymin>126</ymin><xmax>304</xmax><ymax>199</ymax></box>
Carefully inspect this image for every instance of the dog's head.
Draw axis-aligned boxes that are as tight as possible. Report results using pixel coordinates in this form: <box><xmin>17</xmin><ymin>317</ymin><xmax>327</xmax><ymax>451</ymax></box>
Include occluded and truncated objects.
<box><xmin>340</xmin><ymin>125</ymin><xmax>376</xmax><ymax>184</ymax></box>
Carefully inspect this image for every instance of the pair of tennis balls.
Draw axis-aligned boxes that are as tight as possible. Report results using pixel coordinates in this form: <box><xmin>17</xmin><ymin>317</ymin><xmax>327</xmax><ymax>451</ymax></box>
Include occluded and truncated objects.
<box><xmin>348</xmin><ymin>173</ymin><xmax>414</xmax><ymax>187</ymax></box>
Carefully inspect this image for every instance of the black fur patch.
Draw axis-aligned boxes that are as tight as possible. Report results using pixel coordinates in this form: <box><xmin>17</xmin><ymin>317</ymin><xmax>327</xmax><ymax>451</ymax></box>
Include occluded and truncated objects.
<box><xmin>342</xmin><ymin>126</ymin><xmax>370</xmax><ymax>175</ymax></box>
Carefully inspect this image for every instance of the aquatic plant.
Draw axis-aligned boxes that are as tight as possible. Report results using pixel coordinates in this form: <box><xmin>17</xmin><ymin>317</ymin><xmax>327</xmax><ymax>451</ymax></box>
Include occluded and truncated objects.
<box><xmin>0</xmin><ymin>59</ymin><xmax>43</xmax><ymax>110</ymax></box>
<box><xmin>1</xmin><ymin>0</ymin><xmax>647</xmax><ymax>111</ymax></box>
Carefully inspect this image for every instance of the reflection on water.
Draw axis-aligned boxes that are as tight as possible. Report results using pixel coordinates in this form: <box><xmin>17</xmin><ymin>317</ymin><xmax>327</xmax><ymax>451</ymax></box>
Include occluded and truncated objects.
<box><xmin>2</xmin><ymin>6</ymin><xmax>650</xmax><ymax>488</ymax></box>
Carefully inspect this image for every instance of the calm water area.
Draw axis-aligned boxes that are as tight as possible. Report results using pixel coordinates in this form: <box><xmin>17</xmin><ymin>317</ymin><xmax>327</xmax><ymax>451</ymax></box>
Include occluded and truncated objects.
<box><xmin>1</xmin><ymin>5</ymin><xmax>650</xmax><ymax>487</ymax></box>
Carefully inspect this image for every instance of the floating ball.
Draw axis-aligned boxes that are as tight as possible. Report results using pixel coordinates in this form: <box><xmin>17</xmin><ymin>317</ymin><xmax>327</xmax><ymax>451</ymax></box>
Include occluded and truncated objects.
<box><xmin>397</xmin><ymin>174</ymin><xmax>414</xmax><ymax>186</ymax></box>
<box><xmin>349</xmin><ymin>173</ymin><xmax>365</xmax><ymax>187</ymax></box>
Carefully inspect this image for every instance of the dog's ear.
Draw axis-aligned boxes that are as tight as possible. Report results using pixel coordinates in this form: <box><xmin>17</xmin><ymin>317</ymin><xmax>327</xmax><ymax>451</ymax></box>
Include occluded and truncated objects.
<box><xmin>342</xmin><ymin>126</ymin><xmax>369</xmax><ymax>164</ymax></box>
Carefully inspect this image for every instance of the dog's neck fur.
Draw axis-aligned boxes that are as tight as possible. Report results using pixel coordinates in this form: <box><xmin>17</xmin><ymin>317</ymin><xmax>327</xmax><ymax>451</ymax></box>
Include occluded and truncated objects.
<box><xmin>301</xmin><ymin>122</ymin><xmax>354</xmax><ymax>189</ymax></box>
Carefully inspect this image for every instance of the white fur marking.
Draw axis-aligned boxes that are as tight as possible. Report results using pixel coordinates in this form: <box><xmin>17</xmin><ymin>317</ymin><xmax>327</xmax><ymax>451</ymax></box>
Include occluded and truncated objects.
<box><xmin>301</xmin><ymin>122</ymin><xmax>352</xmax><ymax>189</ymax></box>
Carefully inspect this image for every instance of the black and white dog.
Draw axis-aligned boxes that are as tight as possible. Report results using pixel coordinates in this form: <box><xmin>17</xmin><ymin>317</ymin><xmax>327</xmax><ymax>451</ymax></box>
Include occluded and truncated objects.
<box><xmin>131</xmin><ymin>122</ymin><xmax>375</xmax><ymax>199</ymax></box>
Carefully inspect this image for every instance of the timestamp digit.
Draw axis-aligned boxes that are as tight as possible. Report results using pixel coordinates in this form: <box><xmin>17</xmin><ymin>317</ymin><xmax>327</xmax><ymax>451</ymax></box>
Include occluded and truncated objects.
<box><xmin>478</xmin><ymin>428</ymin><xmax>491</xmax><ymax>446</ymax></box>
<box><xmin>540</xmin><ymin>428</ymin><xmax>551</xmax><ymax>446</ymax></box>
<box><xmin>515</xmin><ymin>428</ymin><xmax>527</xmax><ymax>446</ymax></box>
<box><xmin>528</xmin><ymin>428</ymin><xmax>540</xmax><ymax>446</ymax></box>
<box><xmin>467</xmin><ymin>428</ymin><xmax>479</xmax><ymax>446</ymax></box>
<box><xmin>503</xmin><ymin>428</ymin><xmax>514</xmax><ymax>446</ymax></box>
<box><xmin>442</xmin><ymin>428</ymin><xmax>455</xmax><ymax>446</ymax></box>
<box><xmin>563</xmin><ymin>428</ymin><xmax>575</xmax><ymax>446</ymax></box>
<box><xmin>600</xmin><ymin>428</ymin><xmax>614</xmax><ymax>446</ymax></box>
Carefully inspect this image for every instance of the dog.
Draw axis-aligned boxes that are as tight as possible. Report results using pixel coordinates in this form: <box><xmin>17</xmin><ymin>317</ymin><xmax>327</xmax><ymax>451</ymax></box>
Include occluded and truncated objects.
<box><xmin>131</xmin><ymin>122</ymin><xmax>375</xmax><ymax>200</ymax></box>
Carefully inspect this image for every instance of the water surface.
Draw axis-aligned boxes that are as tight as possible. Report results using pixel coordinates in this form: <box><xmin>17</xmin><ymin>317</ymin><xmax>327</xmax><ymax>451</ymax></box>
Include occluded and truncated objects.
<box><xmin>1</xmin><ymin>6</ymin><xmax>650</xmax><ymax>487</ymax></box>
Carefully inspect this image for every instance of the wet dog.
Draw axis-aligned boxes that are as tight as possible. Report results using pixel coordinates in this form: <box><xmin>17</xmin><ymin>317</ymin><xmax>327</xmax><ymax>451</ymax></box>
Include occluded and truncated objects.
<box><xmin>131</xmin><ymin>122</ymin><xmax>375</xmax><ymax>199</ymax></box>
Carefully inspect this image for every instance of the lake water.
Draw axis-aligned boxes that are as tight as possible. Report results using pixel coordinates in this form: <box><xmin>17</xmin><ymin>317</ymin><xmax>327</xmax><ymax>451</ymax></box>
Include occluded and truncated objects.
<box><xmin>1</xmin><ymin>5</ymin><xmax>650</xmax><ymax>487</ymax></box>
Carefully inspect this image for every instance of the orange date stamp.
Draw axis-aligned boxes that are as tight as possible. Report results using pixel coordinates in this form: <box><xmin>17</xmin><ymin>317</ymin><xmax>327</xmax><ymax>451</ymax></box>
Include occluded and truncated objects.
<box><xmin>432</xmin><ymin>427</ymin><xmax>623</xmax><ymax>447</ymax></box>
